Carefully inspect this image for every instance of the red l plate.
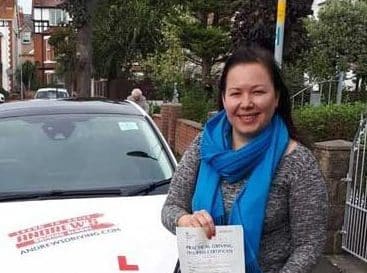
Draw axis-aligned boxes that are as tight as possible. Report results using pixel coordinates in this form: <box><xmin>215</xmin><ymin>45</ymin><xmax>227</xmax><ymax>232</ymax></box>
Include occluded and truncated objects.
<box><xmin>118</xmin><ymin>256</ymin><xmax>139</xmax><ymax>271</ymax></box>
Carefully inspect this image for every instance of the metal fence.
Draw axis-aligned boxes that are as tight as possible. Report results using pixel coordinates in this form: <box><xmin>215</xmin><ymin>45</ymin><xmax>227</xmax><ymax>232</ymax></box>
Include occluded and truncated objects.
<box><xmin>291</xmin><ymin>79</ymin><xmax>339</xmax><ymax>109</ymax></box>
<box><xmin>91</xmin><ymin>78</ymin><xmax>108</xmax><ymax>98</ymax></box>
<box><xmin>342</xmin><ymin>116</ymin><xmax>367</xmax><ymax>262</ymax></box>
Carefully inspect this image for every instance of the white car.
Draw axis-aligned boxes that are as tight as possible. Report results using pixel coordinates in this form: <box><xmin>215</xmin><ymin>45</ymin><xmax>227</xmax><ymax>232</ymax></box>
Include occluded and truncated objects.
<box><xmin>0</xmin><ymin>99</ymin><xmax>178</xmax><ymax>273</ymax></box>
<box><xmin>34</xmin><ymin>88</ymin><xmax>69</xmax><ymax>99</ymax></box>
<box><xmin>0</xmin><ymin>93</ymin><xmax>4</xmax><ymax>103</ymax></box>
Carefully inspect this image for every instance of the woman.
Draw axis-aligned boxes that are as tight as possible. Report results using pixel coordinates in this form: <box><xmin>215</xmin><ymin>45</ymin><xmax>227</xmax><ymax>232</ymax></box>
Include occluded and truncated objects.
<box><xmin>161</xmin><ymin>46</ymin><xmax>328</xmax><ymax>273</ymax></box>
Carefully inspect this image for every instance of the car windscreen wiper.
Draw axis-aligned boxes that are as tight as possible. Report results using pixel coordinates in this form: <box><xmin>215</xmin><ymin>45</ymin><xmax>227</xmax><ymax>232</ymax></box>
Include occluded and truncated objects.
<box><xmin>127</xmin><ymin>178</ymin><xmax>171</xmax><ymax>196</ymax></box>
<box><xmin>0</xmin><ymin>180</ymin><xmax>172</xmax><ymax>202</ymax></box>
<box><xmin>0</xmin><ymin>188</ymin><xmax>127</xmax><ymax>202</ymax></box>
<box><xmin>126</xmin><ymin>150</ymin><xmax>158</xmax><ymax>160</ymax></box>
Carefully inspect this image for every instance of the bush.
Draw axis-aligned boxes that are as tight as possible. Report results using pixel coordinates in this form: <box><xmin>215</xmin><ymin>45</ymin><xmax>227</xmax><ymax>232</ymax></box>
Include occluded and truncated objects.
<box><xmin>148</xmin><ymin>101</ymin><xmax>161</xmax><ymax>115</ymax></box>
<box><xmin>294</xmin><ymin>102</ymin><xmax>367</xmax><ymax>146</ymax></box>
<box><xmin>180</xmin><ymin>85</ymin><xmax>217</xmax><ymax>123</ymax></box>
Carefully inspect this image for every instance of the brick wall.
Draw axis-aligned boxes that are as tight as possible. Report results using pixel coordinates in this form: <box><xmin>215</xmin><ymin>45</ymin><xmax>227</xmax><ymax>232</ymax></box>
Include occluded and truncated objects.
<box><xmin>175</xmin><ymin>119</ymin><xmax>202</xmax><ymax>155</ymax></box>
<box><xmin>313</xmin><ymin>140</ymin><xmax>352</xmax><ymax>254</ymax></box>
<box><xmin>153</xmin><ymin>104</ymin><xmax>201</xmax><ymax>154</ymax></box>
<box><xmin>152</xmin><ymin>114</ymin><xmax>162</xmax><ymax>132</ymax></box>
<box><xmin>153</xmin><ymin>103</ymin><xmax>353</xmax><ymax>255</ymax></box>
<box><xmin>157</xmin><ymin>103</ymin><xmax>183</xmax><ymax>150</ymax></box>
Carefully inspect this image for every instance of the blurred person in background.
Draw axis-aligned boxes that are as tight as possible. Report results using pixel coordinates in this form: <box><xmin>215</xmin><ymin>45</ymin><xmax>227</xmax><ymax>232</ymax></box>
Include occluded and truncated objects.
<box><xmin>127</xmin><ymin>88</ymin><xmax>148</xmax><ymax>112</ymax></box>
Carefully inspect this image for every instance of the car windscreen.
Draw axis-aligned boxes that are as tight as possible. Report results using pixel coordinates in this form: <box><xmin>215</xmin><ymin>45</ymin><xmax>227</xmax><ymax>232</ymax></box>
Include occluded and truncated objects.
<box><xmin>35</xmin><ymin>90</ymin><xmax>69</xmax><ymax>99</ymax></box>
<box><xmin>0</xmin><ymin>114</ymin><xmax>174</xmax><ymax>193</ymax></box>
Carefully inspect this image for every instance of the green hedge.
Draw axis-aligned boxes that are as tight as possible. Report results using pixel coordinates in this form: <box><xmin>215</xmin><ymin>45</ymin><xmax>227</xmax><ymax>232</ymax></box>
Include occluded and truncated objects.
<box><xmin>180</xmin><ymin>85</ymin><xmax>217</xmax><ymax>124</ymax></box>
<box><xmin>293</xmin><ymin>102</ymin><xmax>367</xmax><ymax>146</ymax></box>
<box><xmin>179</xmin><ymin>95</ymin><xmax>366</xmax><ymax>147</ymax></box>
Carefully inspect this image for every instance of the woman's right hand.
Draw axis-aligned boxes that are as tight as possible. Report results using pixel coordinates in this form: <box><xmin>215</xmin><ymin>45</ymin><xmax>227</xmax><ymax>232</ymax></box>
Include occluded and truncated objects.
<box><xmin>177</xmin><ymin>210</ymin><xmax>216</xmax><ymax>239</ymax></box>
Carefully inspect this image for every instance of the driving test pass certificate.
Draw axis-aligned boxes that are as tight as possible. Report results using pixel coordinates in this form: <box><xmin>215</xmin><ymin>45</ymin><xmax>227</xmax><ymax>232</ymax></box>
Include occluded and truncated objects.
<box><xmin>176</xmin><ymin>225</ymin><xmax>245</xmax><ymax>273</ymax></box>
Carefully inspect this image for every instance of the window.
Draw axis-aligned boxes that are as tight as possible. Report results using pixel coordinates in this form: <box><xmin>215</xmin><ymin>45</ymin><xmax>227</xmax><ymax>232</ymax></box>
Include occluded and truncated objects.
<box><xmin>34</xmin><ymin>21</ymin><xmax>48</xmax><ymax>33</ymax></box>
<box><xmin>45</xmin><ymin>73</ymin><xmax>56</xmax><ymax>85</ymax></box>
<box><xmin>33</xmin><ymin>8</ymin><xmax>49</xmax><ymax>21</ymax></box>
<box><xmin>44</xmin><ymin>37</ymin><xmax>55</xmax><ymax>62</ymax></box>
<box><xmin>49</xmin><ymin>9</ymin><xmax>67</xmax><ymax>26</ymax></box>
<box><xmin>21</xmin><ymin>32</ymin><xmax>31</xmax><ymax>44</ymax></box>
<box><xmin>0</xmin><ymin>114</ymin><xmax>173</xmax><ymax>191</ymax></box>
<box><xmin>0</xmin><ymin>20</ymin><xmax>9</xmax><ymax>27</ymax></box>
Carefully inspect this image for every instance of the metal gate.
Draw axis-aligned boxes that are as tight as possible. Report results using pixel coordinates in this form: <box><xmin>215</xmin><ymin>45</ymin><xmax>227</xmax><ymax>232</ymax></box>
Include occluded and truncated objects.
<box><xmin>342</xmin><ymin>116</ymin><xmax>367</xmax><ymax>262</ymax></box>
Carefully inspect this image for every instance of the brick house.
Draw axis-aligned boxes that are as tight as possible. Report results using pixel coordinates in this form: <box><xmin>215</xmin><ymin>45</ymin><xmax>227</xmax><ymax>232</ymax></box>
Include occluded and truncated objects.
<box><xmin>0</xmin><ymin>0</ymin><xmax>19</xmax><ymax>94</ymax></box>
<box><xmin>32</xmin><ymin>0</ymin><xmax>70</xmax><ymax>86</ymax></box>
<box><xmin>19</xmin><ymin>13</ymin><xmax>34</xmax><ymax>64</ymax></box>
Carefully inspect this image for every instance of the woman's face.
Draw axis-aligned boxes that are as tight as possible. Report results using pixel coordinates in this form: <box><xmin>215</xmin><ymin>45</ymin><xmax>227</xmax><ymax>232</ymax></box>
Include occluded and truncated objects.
<box><xmin>222</xmin><ymin>62</ymin><xmax>279</xmax><ymax>144</ymax></box>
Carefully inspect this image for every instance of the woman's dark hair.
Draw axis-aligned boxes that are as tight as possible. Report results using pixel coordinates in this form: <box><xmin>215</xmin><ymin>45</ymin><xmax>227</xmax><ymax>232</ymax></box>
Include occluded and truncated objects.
<box><xmin>218</xmin><ymin>46</ymin><xmax>298</xmax><ymax>140</ymax></box>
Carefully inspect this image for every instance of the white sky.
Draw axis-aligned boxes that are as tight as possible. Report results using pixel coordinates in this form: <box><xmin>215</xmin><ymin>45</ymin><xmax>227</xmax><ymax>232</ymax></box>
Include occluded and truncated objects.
<box><xmin>18</xmin><ymin>0</ymin><xmax>32</xmax><ymax>14</ymax></box>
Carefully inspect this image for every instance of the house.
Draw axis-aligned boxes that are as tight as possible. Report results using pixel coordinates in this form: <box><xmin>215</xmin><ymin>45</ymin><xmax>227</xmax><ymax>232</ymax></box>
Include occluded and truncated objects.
<box><xmin>32</xmin><ymin>0</ymin><xmax>70</xmax><ymax>86</ymax></box>
<box><xmin>19</xmin><ymin>13</ymin><xmax>34</xmax><ymax>63</ymax></box>
<box><xmin>0</xmin><ymin>0</ymin><xmax>19</xmax><ymax>94</ymax></box>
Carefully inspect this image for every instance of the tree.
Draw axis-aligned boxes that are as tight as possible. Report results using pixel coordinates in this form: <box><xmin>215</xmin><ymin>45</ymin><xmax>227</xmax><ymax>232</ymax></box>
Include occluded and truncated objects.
<box><xmin>49</xmin><ymin>26</ymin><xmax>77</xmax><ymax>93</ymax></box>
<box><xmin>231</xmin><ymin>0</ymin><xmax>314</xmax><ymax>65</ymax></box>
<box><xmin>60</xmin><ymin>0</ymin><xmax>98</xmax><ymax>97</ymax></box>
<box><xmin>92</xmin><ymin>0</ymin><xmax>175</xmax><ymax>80</ymax></box>
<box><xmin>15</xmin><ymin>61</ymin><xmax>38</xmax><ymax>91</ymax></box>
<box><xmin>142</xmin><ymin>20</ymin><xmax>186</xmax><ymax>101</ymax></box>
<box><xmin>305</xmin><ymin>0</ymin><xmax>367</xmax><ymax>92</ymax></box>
<box><xmin>174</xmin><ymin>1</ymin><xmax>240</xmax><ymax>87</ymax></box>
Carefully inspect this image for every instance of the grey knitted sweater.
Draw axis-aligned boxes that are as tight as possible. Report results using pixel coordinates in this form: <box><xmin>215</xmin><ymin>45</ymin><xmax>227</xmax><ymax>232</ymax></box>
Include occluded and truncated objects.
<box><xmin>161</xmin><ymin>135</ymin><xmax>328</xmax><ymax>273</ymax></box>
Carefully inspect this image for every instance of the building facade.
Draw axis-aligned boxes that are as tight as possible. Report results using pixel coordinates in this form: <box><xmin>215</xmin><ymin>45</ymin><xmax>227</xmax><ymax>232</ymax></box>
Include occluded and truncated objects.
<box><xmin>19</xmin><ymin>13</ymin><xmax>34</xmax><ymax>64</ymax></box>
<box><xmin>0</xmin><ymin>0</ymin><xmax>20</xmax><ymax>94</ymax></box>
<box><xmin>32</xmin><ymin>0</ymin><xmax>70</xmax><ymax>86</ymax></box>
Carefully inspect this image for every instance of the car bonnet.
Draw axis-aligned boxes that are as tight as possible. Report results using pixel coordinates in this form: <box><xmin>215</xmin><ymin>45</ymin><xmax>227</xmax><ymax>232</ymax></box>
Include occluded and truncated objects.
<box><xmin>0</xmin><ymin>195</ymin><xmax>178</xmax><ymax>273</ymax></box>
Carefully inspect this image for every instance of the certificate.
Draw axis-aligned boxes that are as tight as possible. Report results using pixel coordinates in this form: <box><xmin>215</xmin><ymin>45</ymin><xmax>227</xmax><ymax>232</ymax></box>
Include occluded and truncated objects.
<box><xmin>176</xmin><ymin>225</ymin><xmax>245</xmax><ymax>273</ymax></box>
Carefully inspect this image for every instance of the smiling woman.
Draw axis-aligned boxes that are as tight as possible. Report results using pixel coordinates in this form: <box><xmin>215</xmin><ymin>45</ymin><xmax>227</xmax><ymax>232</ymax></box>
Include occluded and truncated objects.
<box><xmin>162</xmin><ymin>46</ymin><xmax>328</xmax><ymax>273</ymax></box>
<box><xmin>222</xmin><ymin>62</ymin><xmax>279</xmax><ymax>149</ymax></box>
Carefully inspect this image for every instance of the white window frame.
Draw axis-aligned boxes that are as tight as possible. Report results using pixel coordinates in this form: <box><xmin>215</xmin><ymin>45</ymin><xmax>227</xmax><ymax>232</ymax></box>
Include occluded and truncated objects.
<box><xmin>21</xmin><ymin>32</ymin><xmax>31</xmax><ymax>44</ymax></box>
<box><xmin>49</xmin><ymin>9</ymin><xmax>67</xmax><ymax>26</ymax></box>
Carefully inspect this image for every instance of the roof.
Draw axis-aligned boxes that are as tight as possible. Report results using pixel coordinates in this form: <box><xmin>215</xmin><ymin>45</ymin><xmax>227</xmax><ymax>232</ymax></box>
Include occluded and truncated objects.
<box><xmin>0</xmin><ymin>99</ymin><xmax>144</xmax><ymax>118</ymax></box>
<box><xmin>20</xmin><ymin>14</ymin><xmax>33</xmax><ymax>31</ymax></box>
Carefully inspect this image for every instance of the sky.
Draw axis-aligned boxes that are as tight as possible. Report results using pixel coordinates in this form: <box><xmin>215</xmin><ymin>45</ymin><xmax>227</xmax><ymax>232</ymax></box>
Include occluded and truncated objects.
<box><xmin>18</xmin><ymin>0</ymin><xmax>32</xmax><ymax>14</ymax></box>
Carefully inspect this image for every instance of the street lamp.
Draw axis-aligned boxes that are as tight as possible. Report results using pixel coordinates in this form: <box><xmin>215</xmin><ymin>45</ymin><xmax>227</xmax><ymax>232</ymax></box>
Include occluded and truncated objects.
<box><xmin>274</xmin><ymin>0</ymin><xmax>287</xmax><ymax>68</ymax></box>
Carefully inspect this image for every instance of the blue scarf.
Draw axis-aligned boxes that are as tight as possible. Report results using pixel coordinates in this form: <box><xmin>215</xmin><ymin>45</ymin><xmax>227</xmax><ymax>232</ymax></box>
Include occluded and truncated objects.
<box><xmin>192</xmin><ymin>110</ymin><xmax>289</xmax><ymax>273</ymax></box>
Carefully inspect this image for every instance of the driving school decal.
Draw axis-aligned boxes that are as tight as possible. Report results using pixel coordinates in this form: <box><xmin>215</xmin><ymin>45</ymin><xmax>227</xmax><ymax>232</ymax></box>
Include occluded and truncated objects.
<box><xmin>8</xmin><ymin>213</ymin><xmax>121</xmax><ymax>255</ymax></box>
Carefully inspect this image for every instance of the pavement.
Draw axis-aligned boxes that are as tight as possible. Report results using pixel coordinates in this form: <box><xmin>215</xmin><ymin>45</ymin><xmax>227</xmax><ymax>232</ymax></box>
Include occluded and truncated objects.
<box><xmin>312</xmin><ymin>254</ymin><xmax>367</xmax><ymax>273</ymax></box>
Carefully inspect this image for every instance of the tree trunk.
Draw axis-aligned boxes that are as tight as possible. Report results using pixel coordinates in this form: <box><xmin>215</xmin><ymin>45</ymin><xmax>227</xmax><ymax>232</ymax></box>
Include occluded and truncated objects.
<box><xmin>202</xmin><ymin>58</ymin><xmax>212</xmax><ymax>87</ymax></box>
<box><xmin>76</xmin><ymin>24</ymin><xmax>92</xmax><ymax>97</ymax></box>
<box><xmin>202</xmin><ymin>58</ymin><xmax>215</xmax><ymax>99</ymax></box>
<box><xmin>75</xmin><ymin>0</ymin><xmax>98</xmax><ymax>97</ymax></box>
<box><xmin>354</xmin><ymin>76</ymin><xmax>360</xmax><ymax>92</ymax></box>
<box><xmin>64</xmin><ymin>70</ymin><xmax>73</xmax><ymax>95</ymax></box>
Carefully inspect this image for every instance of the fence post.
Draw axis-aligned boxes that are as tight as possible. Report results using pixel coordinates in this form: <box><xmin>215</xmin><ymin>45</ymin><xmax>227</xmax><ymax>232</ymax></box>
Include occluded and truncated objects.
<box><xmin>336</xmin><ymin>72</ymin><xmax>345</xmax><ymax>104</ymax></box>
<box><xmin>160</xmin><ymin>103</ymin><xmax>182</xmax><ymax>150</ymax></box>
<box><xmin>90</xmin><ymin>78</ymin><xmax>95</xmax><ymax>97</ymax></box>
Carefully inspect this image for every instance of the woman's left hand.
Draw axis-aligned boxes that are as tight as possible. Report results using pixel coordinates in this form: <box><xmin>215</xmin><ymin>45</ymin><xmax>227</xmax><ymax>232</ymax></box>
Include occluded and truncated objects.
<box><xmin>177</xmin><ymin>210</ymin><xmax>216</xmax><ymax>239</ymax></box>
